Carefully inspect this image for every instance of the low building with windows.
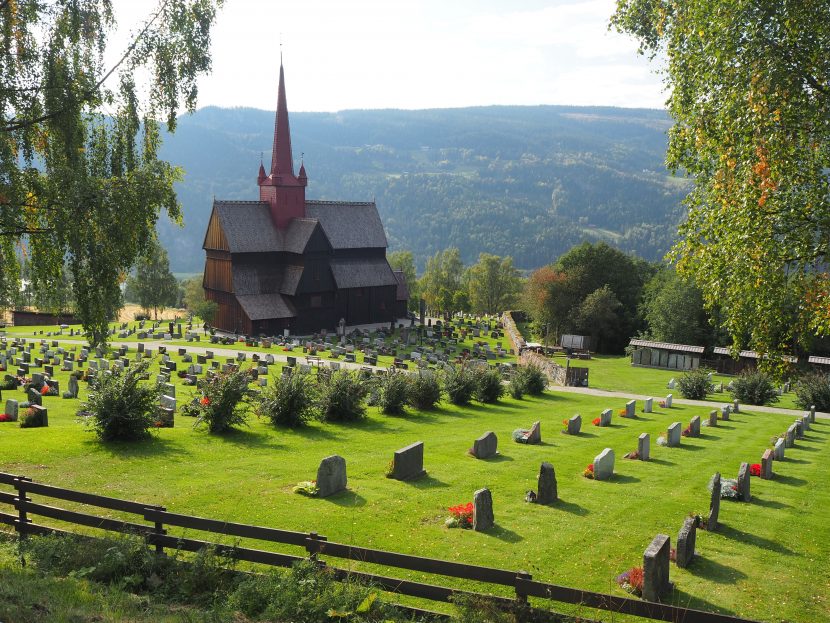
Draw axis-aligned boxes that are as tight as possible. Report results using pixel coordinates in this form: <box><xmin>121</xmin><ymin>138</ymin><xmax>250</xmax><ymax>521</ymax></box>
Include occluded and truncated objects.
<box><xmin>628</xmin><ymin>339</ymin><xmax>704</xmax><ymax>371</ymax></box>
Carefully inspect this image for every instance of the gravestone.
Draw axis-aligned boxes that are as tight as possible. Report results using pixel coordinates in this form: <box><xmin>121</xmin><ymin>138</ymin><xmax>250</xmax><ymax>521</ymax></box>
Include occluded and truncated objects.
<box><xmin>27</xmin><ymin>387</ymin><xmax>42</xmax><ymax>406</ymax></box>
<box><xmin>65</xmin><ymin>376</ymin><xmax>79</xmax><ymax>399</ymax></box>
<box><xmin>794</xmin><ymin>419</ymin><xmax>804</xmax><ymax>440</ymax></box>
<box><xmin>316</xmin><ymin>455</ymin><xmax>347</xmax><ymax>497</ymax></box>
<box><xmin>638</xmin><ymin>433</ymin><xmax>650</xmax><ymax>461</ymax></box>
<box><xmin>391</xmin><ymin>442</ymin><xmax>426</xmax><ymax>480</ymax></box>
<box><xmin>773</xmin><ymin>437</ymin><xmax>785</xmax><ymax>460</ymax></box>
<box><xmin>472</xmin><ymin>488</ymin><xmax>494</xmax><ymax>531</ymax></box>
<box><xmin>600</xmin><ymin>409</ymin><xmax>612</xmax><ymax>427</ymax></box>
<box><xmin>537</xmin><ymin>462</ymin><xmax>557</xmax><ymax>504</ymax></box>
<box><xmin>644</xmin><ymin>397</ymin><xmax>653</xmax><ymax>413</ymax></box>
<box><xmin>593</xmin><ymin>448</ymin><xmax>615</xmax><ymax>481</ymax></box>
<box><xmin>567</xmin><ymin>414</ymin><xmax>581</xmax><ymax>435</ymax></box>
<box><xmin>472</xmin><ymin>432</ymin><xmax>498</xmax><ymax>459</ymax></box>
<box><xmin>667</xmin><ymin>378</ymin><xmax>675</xmax><ymax>389</ymax></box>
<box><xmin>642</xmin><ymin>534</ymin><xmax>671</xmax><ymax>601</ymax></box>
<box><xmin>665</xmin><ymin>394</ymin><xmax>673</xmax><ymax>408</ymax></box>
<box><xmin>720</xmin><ymin>405</ymin><xmax>730</xmax><ymax>421</ymax></box>
<box><xmin>626</xmin><ymin>400</ymin><xmax>636</xmax><ymax>417</ymax></box>
<box><xmin>689</xmin><ymin>416</ymin><xmax>701</xmax><ymax>437</ymax></box>
<box><xmin>785</xmin><ymin>424</ymin><xmax>796</xmax><ymax>448</ymax></box>
<box><xmin>708</xmin><ymin>410</ymin><xmax>718</xmax><ymax>427</ymax></box>
<box><xmin>667</xmin><ymin>422</ymin><xmax>681</xmax><ymax>447</ymax></box>
<box><xmin>761</xmin><ymin>449</ymin><xmax>773</xmax><ymax>480</ymax></box>
<box><xmin>4</xmin><ymin>399</ymin><xmax>18</xmax><ymax>421</ymax></box>
<box><xmin>676</xmin><ymin>516</ymin><xmax>698</xmax><ymax>568</ymax></box>
<box><xmin>708</xmin><ymin>472</ymin><xmax>720</xmax><ymax>531</ymax></box>
<box><xmin>737</xmin><ymin>462</ymin><xmax>751</xmax><ymax>502</ymax></box>
<box><xmin>526</xmin><ymin>420</ymin><xmax>541</xmax><ymax>444</ymax></box>
<box><xmin>809</xmin><ymin>405</ymin><xmax>816</xmax><ymax>423</ymax></box>
<box><xmin>732</xmin><ymin>399</ymin><xmax>740</xmax><ymax>413</ymax></box>
<box><xmin>160</xmin><ymin>395</ymin><xmax>176</xmax><ymax>411</ymax></box>
<box><xmin>801</xmin><ymin>414</ymin><xmax>810</xmax><ymax>432</ymax></box>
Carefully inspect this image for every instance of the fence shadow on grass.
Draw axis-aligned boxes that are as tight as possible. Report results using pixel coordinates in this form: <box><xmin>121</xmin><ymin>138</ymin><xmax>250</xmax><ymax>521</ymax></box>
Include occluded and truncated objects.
<box><xmin>669</xmin><ymin>588</ymin><xmax>740</xmax><ymax>618</ymax></box>
<box><xmin>213</xmin><ymin>427</ymin><xmax>284</xmax><ymax>450</ymax></box>
<box><xmin>684</xmin><ymin>556</ymin><xmax>748</xmax><ymax>584</ymax></box>
<box><xmin>717</xmin><ymin>523</ymin><xmax>796</xmax><ymax>556</ymax></box>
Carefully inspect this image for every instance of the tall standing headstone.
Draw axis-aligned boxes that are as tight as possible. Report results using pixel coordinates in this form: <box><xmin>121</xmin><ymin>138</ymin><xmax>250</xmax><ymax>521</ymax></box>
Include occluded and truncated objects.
<box><xmin>391</xmin><ymin>442</ymin><xmax>426</xmax><ymax>480</ymax></box>
<box><xmin>665</xmin><ymin>394</ymin><xmax>673</xmax><ymax>408</ymax></box>
<box><xmin>638</xmin><ymin>433</ymin><xmax>650</xmax><ymax>461</ymax></box>
<box><xmin>567</xmin><ymin>414</ymin><xmax>581</xmax><ymax>435</ymax></box>
<box><xmin>316</xmin><ymin>455</ymin><xmax>347</xmax><ymax>497</ymax></box>
<box><xmin>785</xmin><ymin>424</ymin><xmax>796</xmax><ymax>447</ymax></box>
<box><xmin>732</xmin><ymin>399</ymin><xmax>740</xmax><ymax>413</ymax></box>
<box><xmin>644</xmin><ymin>397</ymin><xmax>653</xmax><ymax>413</ymax></box>
<box><xmin>536</xmin><ymin>462</ymin><xmax>557</xmax><ymax>504</ymax></box>
<box><xmin>472</xmin><ymin>432</ymin><xmax>498</xmax><ymax>459</ymax></box>
<box><xmin>761</xmin><ymin>449</ymin><xmax>773</xmax><ymax>480</ymax></box>
<box><xmin>472</xmin><ymin>488</ymin><xmax>494</xmax><ymax>531</ymax></box>
<box><xmin>593</xmin><ymin>448</ymin><xmax>615</xmax><ymax>481</ymax></box>
<box><xmin>773</xmin><ymin>437</ymin><xmax>785</xmax><ymax>460</ymax></box>
<box><xmin>676</xmin><ymin>516</ymin><xmax>698</xmax><ymax>568</ymax></box>
<box><xmin>708</xmin><ymin>472</ymin><xmax>720</xmax><ymax>531</ymax></box>
<box><xmin>642</xmin><ymin>534</ymin><xmax>671</xmax><ymax>602</ymax></box>
<box><xmin>599</xmin><ymin>409</ymin><xmax>612</xmax><ymax>426</ymax></box>
<box><xmin>721</xmin><ymin>405</ymin><xmax>731</xmax><ymax>421</ymax></box>
<box><xmin>667</xmin><ymin>422</ymin><xmax>681</xmax><ymax>447</ymax></box>
<box><xmin>625</xmin><ymin>400</ymin><xmax>636</xmax><ymax>417</ymax></box>
<box><xmin>4</xmin><ymin>399</ymin><xmax>18</xmax><ymax>422</ymax></box>
<box><xmin>689</xmin><ymin>416</ymin><xmax>701</xmax><ymax>437</ymax></box>
<box><xmin>737</xmin><ymin>462</ymin><xmax>751</xmax><ymax>502</ymax></box>
<box><xmin>708</xmin><ymin>410</ymin><xmax>718</xmax><ymax>427</ymax></box>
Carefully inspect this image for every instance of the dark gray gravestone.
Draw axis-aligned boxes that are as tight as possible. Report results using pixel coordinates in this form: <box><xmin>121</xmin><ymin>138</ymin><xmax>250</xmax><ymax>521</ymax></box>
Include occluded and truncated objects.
<box><xmin>4</xmin><ymin>399</ymin><xmax>18</xmax><ymax>421</ymax></box>
<box><xmin>761</xmin><ymin>449</ymin><xmax>773</xmax><ymax>480</ymax></box>
<box><xmin>721</xmin><ymin>405</ymin><xmax>730</xmax><ymax>421</ymax></box>
<box><xmin>708</xmin><ymin>410</ymin><xmax>718</xmax><ymax>427</ymax></box>
<box><xmin>638</xmin><ymin>433</ymin><xmax>650</xmax><ymax>461</ymax></box>
<box><xmin>794</xmin><ymin>419</ymin><xmax>804</xmax><ymax>439</ymax></box>
<box><xmin>809</xmin><ymin>405</ymin><xmax>816</xmax><ymax>423</ymax></box>
<box><xmin>472</xmin><ymin>432</ymin><xmax>498</xmax><ymax>459</ymax></box>
<box><xmin>392</xmin><ymin>441</ymin><xmax>426</xmax><ymax>480</ymax></box>
<box><xmin>708</xmin><ymin>472</ymin><xmax>720</xmax><ymax>531</ymax></box>
<box><xmin>316</xmin><ymin>455</ymin><xmax>347</xmax><ymax>497</ymax></box>
<box><xmin>676</xmin><ymin>516</ymin><xmax>698</xmax><ymax>568</ymax></box>
<box><xmin>472</xmin><ymin>487</ymin><xmax>494</xmax><ymax>531</ymax></box>
<box><xmin>689</xmin><ymin>416</ymin><xmax>701</xmax><ymax>437</ymax></box>
<box><xmin>27</xmin><ymin>387</ymin><xmax>42</xmax><ymax>406</ymax></box>
<box><xmin>599</xmin><ymin>409</ymin><xmax>612</xmax><ymax>427</ymax></box>
<box><xmin>642</xmin><ymin>534</ymin><xmax>671</xmax><ymax>601</ymax></box>
<box><xmin>567</xmin><ymin>414</ymin><xmax>581</xmax><ymax>435</ymax></box>
<box><xmin>737</xmin><ymin>462</ymin><xmax>751</xmax><ymax>502</ymax></box>
<box><xmin>785</xmin><ymin>424</ymin><xmax>796</xmax><ymax>448</ymax></box>
<box><xmin>537</xmin><ymin>462</ymin><xmax>557</xmax><ymax>504</ymax></box>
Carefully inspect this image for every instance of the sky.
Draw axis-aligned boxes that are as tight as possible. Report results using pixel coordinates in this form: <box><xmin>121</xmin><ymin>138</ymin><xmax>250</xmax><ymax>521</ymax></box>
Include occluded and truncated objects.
<box><xmin>111</xmin><ymin>0</ymin><xmax>666</xmax><ymax>112</ymax></box>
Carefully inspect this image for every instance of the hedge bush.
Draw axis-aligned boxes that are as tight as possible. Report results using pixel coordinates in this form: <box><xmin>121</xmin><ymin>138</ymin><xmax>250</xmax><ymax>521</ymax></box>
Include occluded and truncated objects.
<box><xmin>730</xmin><ymin>371</ymin><xmax>779</xmax><ymax>406</ymax></box>
<box><xmin>443</xmin><ymin>365</ymin><xmax>476</xmax><ymax>405</ymax></box>
<box><xmin>794</xmin><ymin>372</ymin><xmax>830</xmax><ymax>412</ymax></box>
<box><xmin>473</xmin><ymin>366</ymin><xmax>504</xmax><ymax>403</ymax></box>
<box><xmin>256</xmin><ymin>370</ymin><xmax>317</xmax><ymax>427</ymax></box>
<box><xmin>81</xmin><ymin>360</ymin><xmax>157</xmax><ymax>441</ymax></box>
<box><xmin>513</xmin><ymin>364</ymin><xmax>547</xmax><ymax>395</ymax></box>
<box><xmin>318</xmin><ymin>370</ymin><xmax>368</xmax><ymax>422</ymax></box>
<box><xmin>182</xmin><ymin>366</ymin><xmax>256</xmax><ymax>433</ymax></box>
<box><xmin>677</xmin><ymin>368</ymin><xmax>711</xmax><ymax>400</ymax></box>
<box><xmin>407</xmin><ymin>372</ymin><xmax>442</xmax><ymax>410</ymax></box>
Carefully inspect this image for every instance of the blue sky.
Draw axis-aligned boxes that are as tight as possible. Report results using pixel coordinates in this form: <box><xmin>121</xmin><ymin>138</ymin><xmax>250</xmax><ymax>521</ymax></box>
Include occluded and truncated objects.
<box><xmin>112</xmin><ymin>0</ymin><xmax>666</xmax><ymax>112</ymax></box>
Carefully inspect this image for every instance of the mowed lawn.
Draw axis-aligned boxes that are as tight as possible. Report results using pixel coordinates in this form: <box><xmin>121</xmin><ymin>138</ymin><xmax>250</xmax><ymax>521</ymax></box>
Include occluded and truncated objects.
<box><xmin>1</xmin><ymin>344</ymin><xmax>829</xmax><ymax>622</ymax></box>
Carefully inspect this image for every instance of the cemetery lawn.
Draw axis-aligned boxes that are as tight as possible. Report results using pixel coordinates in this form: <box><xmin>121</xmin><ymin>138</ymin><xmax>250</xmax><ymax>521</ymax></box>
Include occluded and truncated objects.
<box><xmin>2</xmin><ymin>349</ymin><xmax>829</xmax><ymax>622</ymax></box>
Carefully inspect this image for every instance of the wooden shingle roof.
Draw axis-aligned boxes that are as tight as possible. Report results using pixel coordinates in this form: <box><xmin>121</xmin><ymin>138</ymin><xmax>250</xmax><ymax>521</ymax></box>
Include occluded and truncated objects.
<box><xmin>628</xmin><ymin>339</ymin><xmax>704</xmax><ymax>354</ymax></box>
<box><xmin>306</xmin><ymin>201</ymin><xmax>387</xmax><ymax>249</ymax></box>
<box><xmin>330</xmin><ymin>258</ymin><xmax>397</xmax><ymax>289</ymax></box>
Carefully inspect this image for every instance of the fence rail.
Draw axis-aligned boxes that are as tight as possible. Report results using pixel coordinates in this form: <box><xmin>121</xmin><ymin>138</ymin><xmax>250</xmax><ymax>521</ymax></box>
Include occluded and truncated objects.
<box><xmin>0</xmin><ymin>472</ymin><xmax>760</xmax><ymax>623</ymax></box>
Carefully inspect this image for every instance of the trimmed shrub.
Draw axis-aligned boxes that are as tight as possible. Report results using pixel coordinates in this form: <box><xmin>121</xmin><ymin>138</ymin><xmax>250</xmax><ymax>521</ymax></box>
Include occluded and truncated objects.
<box><xmin>731</xmin><ymin>371</ymin><xmax>779</xmax><ymax>406</ymax></box>
<box><xmin>677</xmin><ymin>368</ymin><xmax>711</xmax><ymax>400</ymax></box>
<box><xmin>256</xmin><ymin>370</ymin><xmax>317</xmax><ymax>427</ymax></box>
<box><xmin>443</xmin><ymin>365</ymin><xmax>476</xmax><ymax>405</ymax></box>
<box><xmin>182</xmin><ymin>366</ymin><xmax>256</xmax><ymax>433</ymax></box>
<box><xmin>81</xmin><ymin>360</ymin><xmax>157</xmax><ymax>441</ymax></box>
<box><xmin>473</xmin><ymin>366</ymin><xmax>504</xmax><ymax>403</ymax></box>
<box><xmin>794</xmin><ymin>372</ymin><xmax>830</xmax><ymax>412</ymax></box>
<box><xmin>378</xmin><ymin>371</ymin><xmax>409</xmax><ymax>415</ymax></box>
<box><xmin>513</xmin><ymin>364</ymin><xmax>546</xmax><ymax>395</ymax></box>
<box><xmin>318</xmin><ymin>370</ymin><xmax>368</xmax><ymax>422</ymax></box>
<box><xmin>407</xmin><ymin>372</ymin><xmax>442</xmax><ymax>410</ymax></box>
<box><xmin>508</xmin><ymin>376</ymin><xmax>524</xmax><ymax>400</ymax></box>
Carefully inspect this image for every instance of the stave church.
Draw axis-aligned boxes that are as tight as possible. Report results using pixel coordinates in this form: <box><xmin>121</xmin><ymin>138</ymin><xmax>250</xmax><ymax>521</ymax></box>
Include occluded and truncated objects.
<box><xmin>201</xmin><ymin>62</ymin><xmax>407</xmax><ymax>335</ymax></box>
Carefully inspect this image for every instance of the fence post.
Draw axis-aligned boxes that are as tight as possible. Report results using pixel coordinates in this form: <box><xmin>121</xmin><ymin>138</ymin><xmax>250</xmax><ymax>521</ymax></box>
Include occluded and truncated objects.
<box><xmin>14</xmin><ymin>476</ymin><xmax>32</xmax><ymax>539</ymax></box>
<box><xmin>306</xmin><ymin>532</ymin><xmax>327</xmax><ymax>568</ymax></box>
<box><xmin>515</xmin><ymin>570</ymin><xmax>532</xmax><ymax>605</ymax></box>
<box><xmin>152</xmin><ymin>506</ymin><xmax>166</xmax><ymax>556</ymax></box>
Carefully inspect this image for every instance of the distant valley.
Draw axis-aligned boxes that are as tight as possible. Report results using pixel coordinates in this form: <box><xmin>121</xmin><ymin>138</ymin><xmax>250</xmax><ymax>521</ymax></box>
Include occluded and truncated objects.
<box><xmin>156</xmin><ymin>105</ymin><xmax>690</xmax><ymax>273</ymax></box>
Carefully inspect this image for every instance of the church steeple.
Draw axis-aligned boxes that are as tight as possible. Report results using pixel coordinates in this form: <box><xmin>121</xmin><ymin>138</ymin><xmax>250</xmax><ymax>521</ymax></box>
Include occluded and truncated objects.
<box><xmin>258</xmin><ymin>58</ymin><xmax>306</xmax><ymax>229</ymax></box>
<box><xmin>271</xmin><ymin>62</ymin><xmax>294</xmax><ymax>177</ymax></box>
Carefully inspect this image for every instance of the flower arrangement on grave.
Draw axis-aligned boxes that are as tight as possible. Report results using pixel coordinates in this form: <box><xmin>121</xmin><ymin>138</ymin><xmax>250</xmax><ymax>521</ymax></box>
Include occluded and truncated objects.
<box><xmin>659</xmin><ymin>400</ymin><xmax>667</xmax><ymax>408</ymax></box>
<box><xmin>656</xmin><ymin>435</ymin><xmax>668</xmax><ymax>446</ymax></box>
<box><xmin>615</xmin><ymin>567</ymin><xmax>643</xmax><ymax>596</ymax></box>
<box><xmin>623</xmin><ymin>450</ymin><xmax>640</xmax><ymax>460</ymax></box>
<box><xmin>681</xmin><ymin>424</ymin><xmax>692</xmax><ymax>437</ymax></box>
<box><xmin>446</xmin><ymin>502</ymin><xmax>473</xmax><ymax>529</ymax></box>
<box><xmin>617</xmin><ymin>408</ymin><xmax>627</xmax><ymax>417</ymax></box>
<box><xmin>19</xmin><ymin>407</ymin><xmax>45</xmax><ymax>429</ymax></box>
<box><xmin>592</xmin><ymin>417</ymin><xmax>601</xmax><ymax>426</ymax></box>
<box><xmin>715</xmin><ymin>477</ymin><xmax>740</xmax><ymax>500</ymax></box>
<box><xmin>293</xmin><ymin>481</ymin><xmax>319</xmax><ymax>497</ymax></box>
<box><xmin>0</xmin><ymin>413</ymin><xmax>12</xmax><ymax>422</ymax></box>
<box><xmin>749</xmin><ymin>463</ymin><xmax>761</xmax><ymax>477</ymax></box>
<box><xmin>582</xmin><ymin>463</ymin><xmax>595</xmax><ymax>479</ymax></box>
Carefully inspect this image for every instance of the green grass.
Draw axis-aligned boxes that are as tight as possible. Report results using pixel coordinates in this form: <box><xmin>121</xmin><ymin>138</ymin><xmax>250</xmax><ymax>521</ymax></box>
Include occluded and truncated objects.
<box><xmin>1</xmin><ymin>345</ymin><xmax>828</xmax><ymax>622</ymax></box>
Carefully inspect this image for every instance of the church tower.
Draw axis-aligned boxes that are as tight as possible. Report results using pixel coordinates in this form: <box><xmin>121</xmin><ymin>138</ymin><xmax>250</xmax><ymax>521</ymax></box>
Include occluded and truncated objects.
<box><xmin>258</xmin><ymin>62</ymin><xmax>307</xmax><ymax>228</ymax></box>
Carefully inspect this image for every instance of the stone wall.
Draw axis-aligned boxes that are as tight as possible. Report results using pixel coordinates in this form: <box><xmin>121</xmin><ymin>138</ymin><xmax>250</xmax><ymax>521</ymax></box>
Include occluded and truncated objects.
<box><xmin>518</xmin><ymin>350</ymin><xmax>566</xmax><ymax>386</ymax></box>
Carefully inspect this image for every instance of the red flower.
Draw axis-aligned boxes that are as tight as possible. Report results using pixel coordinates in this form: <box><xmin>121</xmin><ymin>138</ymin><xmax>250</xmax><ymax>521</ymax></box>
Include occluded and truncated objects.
<box><xmin>586</xmin><ymin>464</ymin><xmax>594</xmax><ymax>472</ymax></box>
<box><xmin>749</xmin><ymin>463</ymin><xmax>761</xmax><ymax>477</ymax></box>
<box><xmin>40</xmin><ymin>384</ymin><xmax>50</xmax><ymax>395</ymax></box>
<box><xmin>592</xmin><ymin>417</ymin><xmax>601</xmax><ymax>426</ymax></box>
<box><xmin>200</xmin><ymin>396</ymin><xmax>211</xmax><ymax>406</ymax></box>
<box><xmin>448</xmin><ymin>502</ymin><xmax>474</xmax><ymax>526</ymax></box>
<box><xmin>0</xmin><ymin>413</ymin><xmax>11</xmax><ymax>422</ymax></box>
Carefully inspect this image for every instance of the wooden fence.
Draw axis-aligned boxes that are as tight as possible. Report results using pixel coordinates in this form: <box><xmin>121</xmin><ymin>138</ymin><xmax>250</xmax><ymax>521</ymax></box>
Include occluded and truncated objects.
<box><xmin>0</xmin><ymin>472</ymin><xmax>760</xmax><ymax>623</ymax></box>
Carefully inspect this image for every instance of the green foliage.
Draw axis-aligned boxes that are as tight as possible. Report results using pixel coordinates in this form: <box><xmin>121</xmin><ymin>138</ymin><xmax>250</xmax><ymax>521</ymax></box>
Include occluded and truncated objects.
<box><xmin>318</xmin><ymin>370</ymin><xmax>368</xmax><ymax>422</ymax></box>
<box><xmin>387</xmin><ymin>250</ymin><xmax>419</xmax><ymax>309</ymax></box>
<box><xmin>182</xmin><ymin>367</ymin><xmax>255</xmax><ymax>433</ymax></box>
<box><xmin>731</xmin><ymin>371</ymin><xmax>779</xmax><ymax>406</ymax></box>
<box><xmin>407</xmin><ymin>371</ymin><xmax>442</xmax><ymax>410</ymax></box>
<box><xmin>420</xmin><ymin>248</ymin><xmax>465</xmax><ymax>314</ymax></box>
<box><xmin>80</xmin><ymin>360</ymin><xmax>158</xmax><ymax>441</ymax></box>
<box><xmin>794</xmin><ymin>373</ymin><xmax>830</xmax><ymax>412</ymax></box>
<box><xmin>126</xmin><ymin>239</ymin><xmax>180</xmax><ymax>320</ymax></box>
<box><xmin>513</xmin><ymin>364</ymin><xmax>547</xmax><ymax>395</ymax></box>
<box><xmin>182</xmin><ymin>274</ymin><xmax>217</xmax><ymax>324</ymax></box>
<box><xmin>508</xmin><ymin>376</ymin><xmax>524</xmax><ymax>400</ymax></box>
<box><xmin>465</xmin><ymin>253</ymin><xmax>522</xmax><ymax>316</ymax></box>
<box><xmin>378</xmin><ymin>371</ymin><xmax>409</xmax><ymax>415</ymax></box>
<box><xmin>612</xmin><ymin>0</ymin><xmax>830</xmax><ymax>369</ymax></box>
<box><xmin>19</xmin><ymin>407</ymin><xmax>47</xmax><ymax>428</ymax></box>
<box><xmin>473</xmin><ymin>366</ymin><xmax>505</xmax><ymax>403</ymax></box>
<box><xmin>443</xmin><ymin>365</ymin><xmax>476</xmax><ymax>405</ymax></box>
<box><xmin>255</xmin><ymin>370</ymin><xmax>317</xmax><ymax>427</ymax></box>
<box><xmin>0</xmin><ymin>1</ymin><xmax>223</xmax><ymax>347</ymax></box>
<box><xmin>573</xmin><ymin>285</ymin><xmax>623</xmax><ymax>354</ymax></box>
<box><xmin>677</xmin><ymin>368</ymin><xmax>711</xmax><ymax>400</ymax></box>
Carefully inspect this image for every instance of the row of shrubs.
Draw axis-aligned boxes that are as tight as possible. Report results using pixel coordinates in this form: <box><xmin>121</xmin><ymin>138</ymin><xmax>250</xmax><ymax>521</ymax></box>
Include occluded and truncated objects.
<box><xmin>82</xmin><ymin>360</ymin><xmax>548</xmax><ymax>441</ymax></box>
<box><xmin>676</xmin><ymin>367</ymin><xmax>830</xmax><ymax>409</ymax></box>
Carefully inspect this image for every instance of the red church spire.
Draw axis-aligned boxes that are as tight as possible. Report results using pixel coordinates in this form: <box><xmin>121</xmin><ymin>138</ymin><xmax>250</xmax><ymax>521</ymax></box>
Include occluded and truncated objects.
<box><xmin>271</xmin><ymin>62</ymin><xmax>294</xmax><ymax>176</ymax></box>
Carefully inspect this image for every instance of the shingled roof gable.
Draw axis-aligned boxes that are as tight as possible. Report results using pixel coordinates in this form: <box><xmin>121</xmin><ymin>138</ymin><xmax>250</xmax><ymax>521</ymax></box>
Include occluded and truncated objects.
<box><xmin>330</xmin><ymin>258</ymin><xmax>398</xmax><ymax>289</ymax></box>
<box><xmin>305</xmin><ymin>200</ymin><xmax>388</xmax><ymax>249</ymax></box>
<box><xmin>213</xmin><ymin>201</ymin><xmax>282</xmax><ymax>253</ymax></box>
<box><xmin>237</xmin><ymin>293</ymin><xmax>295</xmax><ymax>320</ymax></box>
<box><xmin>283</xmin><ymin>218</ymin><xmax>321</xmax><ymax>254</ymax></box>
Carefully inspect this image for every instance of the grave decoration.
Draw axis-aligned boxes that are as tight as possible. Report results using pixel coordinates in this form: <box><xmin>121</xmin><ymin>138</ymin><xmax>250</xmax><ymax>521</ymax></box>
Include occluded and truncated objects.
<box><xmin>446</xmin><ymin>502</ymin><xmax>473</xmax><ymax>529</ymax></box>
<box><xmin>748</xmin><ymin>463</ymin><xmax>762</xmax><ymax>477</ymax></box>
<box><xmin>512</xmin><ymin>421</ymin><xmax>541</xmax><ymax>444</ymax></box>
<box><xmin>615</xmin><ymin>566</ymin><xmax>644</xmax><ymax>597</ymax></box>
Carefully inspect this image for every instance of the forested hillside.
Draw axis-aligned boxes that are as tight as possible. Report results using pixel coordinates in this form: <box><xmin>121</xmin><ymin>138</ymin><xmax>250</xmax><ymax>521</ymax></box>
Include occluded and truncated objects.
<box><xmin>157</xmin><ymin>105</ymin><xmax>690</xmax><ymax>273</ymax></box>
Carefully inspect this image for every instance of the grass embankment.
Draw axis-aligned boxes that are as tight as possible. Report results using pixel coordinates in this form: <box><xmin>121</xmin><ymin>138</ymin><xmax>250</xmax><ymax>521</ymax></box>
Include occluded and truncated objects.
<box><xmin>1</xmin><ymin>342</ymin><xmax>828</xmax><ymax>622</ymax></box>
